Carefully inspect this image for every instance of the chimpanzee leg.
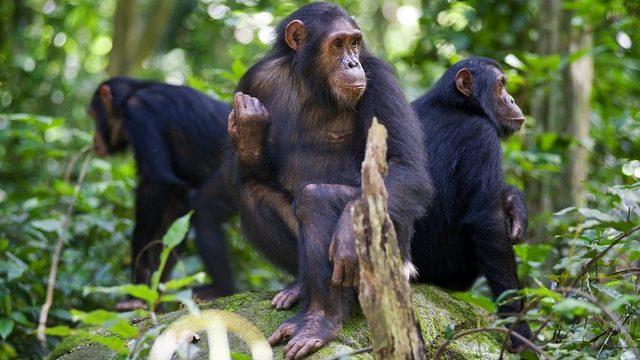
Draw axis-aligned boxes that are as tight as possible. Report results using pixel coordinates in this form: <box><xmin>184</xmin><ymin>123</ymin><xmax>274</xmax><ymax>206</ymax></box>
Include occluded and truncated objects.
<box><xmin>191</xmin><ymin>171</ymin><xmax>239</xmax><ymax>299</ymax></box>
<box><xmin>269</xmin><ymin>184</ymin><xmax>358</xmax><ymax>360</ymax></box>
<box><xmin>239</xmin><ymin>182</ymin><xmax>300</xmax><ymax>274</ymax></box>
<box><xmin>473</xmin><ymin>228</ymin><xmax>532</xmax><ymax>352</ymax></box>
<box><xmin>118</xmin><ymin>181</ymin><xmax>186</xmax><ymax>311</ymax></box>
<box><xmin>131</xmin><ymin>180</ymin><xmax>174</xmax><ymax>285</ymax></box>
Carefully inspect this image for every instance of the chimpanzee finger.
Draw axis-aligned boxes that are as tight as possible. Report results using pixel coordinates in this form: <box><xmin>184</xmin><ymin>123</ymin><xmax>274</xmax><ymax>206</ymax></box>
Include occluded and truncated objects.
<box><xmin>354</xmin><ymin>270</ymin><xmax>360</xmax><ymax>291</ymax></box>
<box><xmin>343</xmin><ymin>262</ymin><xmax>355</xmax><ymax>287</ymax></box>
<box><xmin>331</xmin><ymin>261</ymin><xmax>344</xmax><ymax>287</ymax></box>
<box><xmin>510</xmin><ymin>223</ymin><xmax>522</xmax><ymax>244</ymax></box>
<box><xmin>233</xmin><ymin>92</ymin><xmax>245</xmax><ymax>111</ymax></box>
<box><xmin>260</xmin><ymin>103</ymin><xmax>269</xmax><ymax>119</ymax></box>
<box><xmin>243</xmin><ymin>94</ymin><xmax>257</xmax><ymax>113</ymax></box>
<box><xmin>328</xmin><ymin>240</ymin><xmax>335</xmax><ymax>262</ymax></box>
<box><xmin>227</xmin><ymin>109</ymin><xmax>237</xmax><ymax>133</ymax></box>
<box><xmin>282</xmin><ymin>295</ymin><xmax>297</xmax><ymax>310</ymax></box>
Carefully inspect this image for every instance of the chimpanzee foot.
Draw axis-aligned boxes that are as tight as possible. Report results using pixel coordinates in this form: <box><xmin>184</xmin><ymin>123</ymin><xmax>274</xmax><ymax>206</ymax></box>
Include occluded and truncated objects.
<box><xmin>272</xmin><ymin>283</ymin><xmax>301</xmax><ymax>310</ymax></box>
<box><xmin>507</xmin><ymin>321</ymin><xmax>532</xmax><ymax>353</ymax></box>
<box><xmin>282</xmin><ymin>312</ymin><xmax>341</xmax><ymax>360</ymax></box>
<box><xmin>116</xmin><ymin>298</ymin><xmax>146</xmax><ymax>311</ymax></box>
<box><xmin>268</xmin><ymin>317</ymin><xmax>300</xmax><ymax>346</ymax></box>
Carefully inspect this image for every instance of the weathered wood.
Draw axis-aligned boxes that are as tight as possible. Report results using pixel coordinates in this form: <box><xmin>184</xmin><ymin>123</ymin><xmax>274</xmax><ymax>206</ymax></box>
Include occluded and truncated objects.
<box><xmin>353</xmin><ymin>118</ymin><xmax>426</xmax><ymax>359</ymax></box>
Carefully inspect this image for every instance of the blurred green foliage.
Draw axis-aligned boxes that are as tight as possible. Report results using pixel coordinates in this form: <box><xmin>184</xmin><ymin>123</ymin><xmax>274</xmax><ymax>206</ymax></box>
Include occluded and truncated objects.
<box><xmin>1</xmin><ymin>0</ymin><xmax>640</xmax><ymax>358</ymax></box>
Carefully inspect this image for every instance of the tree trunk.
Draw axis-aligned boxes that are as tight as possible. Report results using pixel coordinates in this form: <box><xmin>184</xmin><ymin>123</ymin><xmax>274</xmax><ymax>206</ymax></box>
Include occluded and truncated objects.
<box><xmin>107</xmin><ymin>0</ymin><xmax>136</xmax><ymax>76</ymax></box>
<box><xmin>567</xmin><ymin>28</ymin><xmax>593</xmax><ymax>208</ymax></box>
<box><xmin>353</xmin><ymin>118</ymin><xmax>425</xmax><ymax>360</ymax></box>
<box><xmin>107</xmin><ymin>0</ymin><xmax>177</xmax><ymax>76</ymax></box>
<box><xmin>529</xmin><ymin>0</ymin><xmax>564</xmax><ymax>219</ymax></box>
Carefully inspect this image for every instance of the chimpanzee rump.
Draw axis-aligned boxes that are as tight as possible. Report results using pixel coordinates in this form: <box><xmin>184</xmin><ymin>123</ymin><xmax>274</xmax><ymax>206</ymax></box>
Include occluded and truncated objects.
<box><xmin>411</xmin><ymin>57</ymin><xmax>532</xmax><ymax>350</ymax></box>
<box><xmin>89</xmin><ymin>78</ymin><xmax>237</xmax><ymax>308</ymax></box>
<box><xmin>226</xmin><ymin>3</ymin><xmax>431</xmax><ymax>359</ymax></box>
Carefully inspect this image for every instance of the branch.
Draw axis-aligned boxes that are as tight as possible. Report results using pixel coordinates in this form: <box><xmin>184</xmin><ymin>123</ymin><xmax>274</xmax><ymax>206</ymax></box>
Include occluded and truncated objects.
<box><xmin>434</xmin><ymin>327</ymin><xmax>551</xmax><ymax>360</ymax></box>
<box><xmin>37</xmin><ymin>152</ymin><xmax>92</xmax><ymax>354</ymax></box>
<box><xmin>353</xmin><ymin>118</ymin><xmax>425</xmax><ymax>359</ymax></box>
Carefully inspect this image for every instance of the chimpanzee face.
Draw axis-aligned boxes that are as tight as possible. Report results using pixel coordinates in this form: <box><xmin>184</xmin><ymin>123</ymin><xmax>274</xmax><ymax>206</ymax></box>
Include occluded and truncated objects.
<box><xmin>490</xmin><ymin>67</ymin><xmax>525</xmax><ymax>133</ymax></box>
<box><xmin>88</xmin><ymin>84</ymin><xmax>127</xmax><ymax>157</ymax></box>
<box><xmin>87</xmin><ymin>106</ymin><xmax>110</xmax><ymax>157</ymax></box>
<box><xmin>284</xmin><ymin>18</ymin><xmax>367</xmax><ymax>108</ymax></box>
<box><xmin>455</xmin><ymin>65</ymin><xmax>525</xmax><ymax>136</ymax></box>
<box><xmin>322</xmin><ymin>18</ymin><xmax>366</xmax><ymax>106</ymax></box>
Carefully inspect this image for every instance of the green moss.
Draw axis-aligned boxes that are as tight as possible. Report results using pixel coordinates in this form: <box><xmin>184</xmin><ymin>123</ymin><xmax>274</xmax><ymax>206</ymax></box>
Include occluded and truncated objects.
<box><xmin>52</xmin><ymin>286</ymin><xmax>508</xmax><ymax>359</ymax></box>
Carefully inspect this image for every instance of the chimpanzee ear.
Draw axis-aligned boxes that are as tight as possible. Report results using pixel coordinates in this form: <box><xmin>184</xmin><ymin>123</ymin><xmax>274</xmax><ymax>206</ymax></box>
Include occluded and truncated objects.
<box><xmin>285</xmin><ymin>20</ymin><xmax>307</xmax><ymax>51</ymax></box>
<box><xmin>98</xmin><ymin>84</ymin><xmax>114</xmax><ymax>113</ymax></box>
<box><xmin>455</xmin><ymin>68</ymin><xmax>473</xmax><ymax>97</ymax></box>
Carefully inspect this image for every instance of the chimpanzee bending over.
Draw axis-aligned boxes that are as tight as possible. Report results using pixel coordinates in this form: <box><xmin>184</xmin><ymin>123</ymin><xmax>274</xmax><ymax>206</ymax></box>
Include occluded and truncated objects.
<box><xmin>226</xmin><ymin>3</ymin><xmax>430</xmax><ymax>358</ymax></box>
<box><xmin>410</xmin><ymin>57</ymin><xmax>532</xmax><ymax>351</ymax></box>
<box><xmin>89</xmin><ymin>78</ymin><xmax>237</xmax><ymax>309</ymax></box>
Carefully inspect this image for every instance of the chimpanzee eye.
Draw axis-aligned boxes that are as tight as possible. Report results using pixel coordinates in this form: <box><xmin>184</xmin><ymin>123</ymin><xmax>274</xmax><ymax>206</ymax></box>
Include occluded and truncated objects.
<box><xmin>334</xmin><ymin>39</ymin><xmax>343</xmax><ymax>49</ymax></box>
<box><xmin>351</xmin><ymin>39</ymin><xmax>360</xmax><ymax>50</ymax></box>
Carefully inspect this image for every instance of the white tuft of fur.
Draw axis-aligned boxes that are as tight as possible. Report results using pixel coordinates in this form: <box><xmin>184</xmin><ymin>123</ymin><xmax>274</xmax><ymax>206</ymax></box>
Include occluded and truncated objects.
<box><xmin>403</xmin><ymin>261</ymin><xmax>418</xmax><ymax>281</ymax></box>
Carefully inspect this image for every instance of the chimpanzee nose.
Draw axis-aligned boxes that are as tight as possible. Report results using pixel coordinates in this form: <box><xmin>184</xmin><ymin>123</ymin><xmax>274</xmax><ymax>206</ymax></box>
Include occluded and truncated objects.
<box><xmin>508</xmin><ymin>96</ymin><xmax>515</xmax><ymax>104</ymax></box>
<box><xmin>347</xmin><ymin>59</ymin><xmax>359</xmax><ymax>69</ymax></box>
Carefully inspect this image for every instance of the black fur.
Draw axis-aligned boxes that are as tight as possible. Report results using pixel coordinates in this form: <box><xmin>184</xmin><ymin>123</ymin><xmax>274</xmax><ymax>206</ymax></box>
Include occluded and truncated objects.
<box><xmin>228</xmin><ymin>2</ymin><xmax>430</xmax><ymax>355</ymax></box>
<box><xmin>411</xmin><ymin>57</ymin><xmax>532</xmax><ymax>349</ymax></box>
<box><xmin>90</xmin><ymin>77</ymin><xmax>237</xmax><ymax>297</ymax></box>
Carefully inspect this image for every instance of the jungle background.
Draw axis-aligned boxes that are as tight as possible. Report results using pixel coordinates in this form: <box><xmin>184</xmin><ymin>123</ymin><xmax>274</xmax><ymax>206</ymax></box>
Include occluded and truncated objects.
<box><xmin>1</xmin><ymin>0</ymin><xmax>639</xmax><ymax>358</ymax></box>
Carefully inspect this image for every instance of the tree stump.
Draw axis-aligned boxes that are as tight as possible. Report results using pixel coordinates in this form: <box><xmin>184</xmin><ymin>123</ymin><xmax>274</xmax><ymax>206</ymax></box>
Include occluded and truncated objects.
<box><xmin>353</xmin><ymin>118</ymin><xmax>426</xmax><ymax>359</ymax></box>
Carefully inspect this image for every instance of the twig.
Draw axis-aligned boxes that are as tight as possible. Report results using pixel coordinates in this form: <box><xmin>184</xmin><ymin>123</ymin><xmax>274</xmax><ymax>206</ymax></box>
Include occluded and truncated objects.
<box><xmin>433</xmin><ymin>327</ymin><xmax>551</xmax><ymax>360</ymax></box>
<box><xmin>530</xmin><ymin>226</ymin><xmax>640</xmax><ymax>343</ymax></box>
<box><xmin>37</xmin><ymin>153</ymin><xmax>92</xmax><ymax>355</ymax></box>
<box><xmin>568</xmin><ymin>226</ymin><xmax>640</xmax><ymax>288</ymax></box>
<box><xmin>556</xmin><ymin>287</ymin><xmax>639</xmax><ymax>359</ymax></box>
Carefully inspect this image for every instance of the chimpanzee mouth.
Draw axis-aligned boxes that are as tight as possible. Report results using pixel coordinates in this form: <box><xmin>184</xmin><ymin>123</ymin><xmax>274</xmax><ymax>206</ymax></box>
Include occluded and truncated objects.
<box><xmin>509</xmin><ymin>117</ymin><xmax>525</xmax><ymax>125</ymax></box>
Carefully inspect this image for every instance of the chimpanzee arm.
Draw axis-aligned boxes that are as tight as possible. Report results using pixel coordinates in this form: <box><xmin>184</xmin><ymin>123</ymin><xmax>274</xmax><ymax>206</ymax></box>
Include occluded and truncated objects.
<box><xmin>460</xmin><ymin>121</ymin><xmax>531</xmax><ymax>347</ymax></box>
<box><xmin>503</xmin><ymin>185</ymin><xmax>528</xmax><ymax>244</ymax></box>
<box><xmin>123</xmin><ymin>95</ymin><xmax>186</xmax><ymax>186</ymax></box>
<box><xmin>359</xmin><ymin>57</ymin><xmax>433</xmax><ymax>258</ymax></box>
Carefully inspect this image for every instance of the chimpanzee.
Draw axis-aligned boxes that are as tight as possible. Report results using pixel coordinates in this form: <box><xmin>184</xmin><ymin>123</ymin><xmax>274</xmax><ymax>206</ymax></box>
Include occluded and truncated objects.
<box><xmin>89</xmin><ymin>77</ymin><xmax>237</xmax><ymax>309</ymax></box>
<box><xmin>226</xmin><ymin>3</ymin><xmax>430</xmax><ymax>358</ymax></box>
<box><xmin>410</xmin><ymin>57</ymin><xmax>532</xmax><ymax>350</ymax></box>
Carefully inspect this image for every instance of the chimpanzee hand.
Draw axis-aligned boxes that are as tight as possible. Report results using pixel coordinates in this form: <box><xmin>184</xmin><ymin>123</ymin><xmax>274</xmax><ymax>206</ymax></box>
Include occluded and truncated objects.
<box><xmin>228</xmin><ymin>92</ymin><xmax>270</xmax><ymax>166</ymax></box>
<box><xmin>329</xmin><ymin>202</ymin><xmax>359</xmax><ymax>288</ymax></box>
<box><xmin>503</xmin><ymin>186</ymin><xmax>528</xmax><ymax>244</ymax></box>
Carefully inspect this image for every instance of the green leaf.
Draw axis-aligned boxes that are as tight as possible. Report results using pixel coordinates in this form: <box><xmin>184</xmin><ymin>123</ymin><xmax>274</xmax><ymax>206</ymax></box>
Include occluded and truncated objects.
<box><xmin>45</xmin><ymin>325</ymin><xmax>72</xmax><ymax>337</ymax></box>
<box><xmin>159</xmin><ymin>272</ymin><xmax>206</xmax><ymax>292</ymax></box>
<box><xmin>151</xmin><ymin>212</ymin><xmax>193</xmax><ymax>291</ymax></box>
<box><xmin>161</xmin><ymin>212</ymin><xmax>192</xmax><ymax>248</ymax></box>
<box><xmin>71</xmin><ymin>309</ymin><xmax>118</xmax><ymax>324</ymax></box>
<box><xmin>83</xmin><ymin>284</ymin><xmax>158</xmax><ymax>303</ymax></box>
<box><xmin>10</xmin><ymin>311</ymin><xmax>29</xmax><ymax>325</ymax></box>
<box><xmin>452</xmin><ymin>292</ymin><xmax>496</xmax><ymax>312</ymax></box>
<box><xmin>231</xmin><ymin>352</ymin><xmax>252</xmax><ymax>360</ymax></box>
<box><xmin>554</xmin><ymin>298</ymin><xmax>601</xmax><ymax>319</ymax></box>
<box><xmin>0</xmin><ymin>318</ymin><xmax>14</xmax><ymax>340</ymax></box>
<box><xmin>30</xmin><ymin>219</ymin><xmax>62</xmax><ymax>233</ymax></box>
<box><xmin>108</xmin><ymin>319</ymin><xmax>138</xmax><ymax>338</ymax></box>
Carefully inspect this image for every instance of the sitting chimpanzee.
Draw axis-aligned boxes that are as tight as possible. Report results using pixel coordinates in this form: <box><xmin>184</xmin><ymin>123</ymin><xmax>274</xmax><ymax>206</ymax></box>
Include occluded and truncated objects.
<box><xmin>410</xmin><ymin>57</ymin><xmax>532</xmax><ymax>350</ymax></box>
<box><xmin>89</xmin><ymin>78</ymin><xmax>237</xmax><ymax>309</ymax></box>
<box><xmin>226</xmin><ymin>3</ymin><xmax>430</xmax><ymax>358</ymax></box>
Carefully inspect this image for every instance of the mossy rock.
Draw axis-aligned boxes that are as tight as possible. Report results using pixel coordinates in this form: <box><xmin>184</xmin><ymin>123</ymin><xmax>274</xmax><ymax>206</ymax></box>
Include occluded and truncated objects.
<box><xmin>52</xmin><ymin>285</ymin><xmax>510</xmax><ymax>359</ymax></box>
